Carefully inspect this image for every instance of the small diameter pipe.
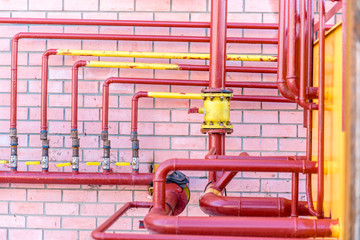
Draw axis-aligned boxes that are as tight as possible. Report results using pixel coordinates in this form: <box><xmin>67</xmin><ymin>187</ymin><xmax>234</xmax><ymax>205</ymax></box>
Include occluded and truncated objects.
<box><xmin>146</xmin><ymin>158</ymin><xmax>338</xmax><ymax>238</ymax></box>
<box><xmin>0</xmin><ymin>171</ymin><xmax>153</xmax><ymax>185</ymax></box>
<box><xmin>0</xmin><ymin>17</ymin><xmax>279</xmax><ymax>29</ymax></box>
<box><xmin>57</xmin><ymin>49</ymin><xmax>278</xmax><ymax>62</ymax></box>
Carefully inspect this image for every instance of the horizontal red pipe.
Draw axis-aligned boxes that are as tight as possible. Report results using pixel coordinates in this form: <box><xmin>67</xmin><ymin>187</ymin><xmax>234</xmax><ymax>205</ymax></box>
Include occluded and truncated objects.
<box><xmin>199</xmin><ymin>193</ymin><xmax>310</xmax><ymax>217</ymax></box>
<box><xmin>0</xmin><ymin>17</ymin><xmax>278</xmax><ymax>29</ymax></box>
<box><xmin>104</xmin><ymin>77</ymin><xmax>279</xmax><ymax>88</ymax></box>
<box><xmin>232</xmin><ymin>95</ymin><xmax>293</xmax><ymax>102</ymax></box>
<box><xmin>0</xmin><ymin>171</ymin><xmax>153</xmax><ymax>185</ymax></box>
<box><xmin>92</xmin><ymin>201</ymin><xmax>310</xmax><ymax>240</ymax></box>
<box><xmin>178</xmin><ymin>64</ymin><xmax>277</xmax><ymax>73</ymax></box>
<box><xmin>13</xmin><ymin>32</ymin><xmax>277</xmax><ymax>44</ymax></box>
<box><xmin>208</xmin><ymin>155</ymin><xmax>306</xmax><ymax>160</ymax></box>
<box><xmin>144</xmin><ymin>211</ymin><xmax>337</xmax><ymax>238</ymax></box>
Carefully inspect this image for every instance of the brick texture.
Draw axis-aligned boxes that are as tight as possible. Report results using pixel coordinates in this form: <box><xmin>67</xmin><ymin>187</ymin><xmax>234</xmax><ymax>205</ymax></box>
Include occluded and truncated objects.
<box><xmin>0</xmin><ymin>0</ymin><xmax>339</xmax><ymax>239</ymax></box>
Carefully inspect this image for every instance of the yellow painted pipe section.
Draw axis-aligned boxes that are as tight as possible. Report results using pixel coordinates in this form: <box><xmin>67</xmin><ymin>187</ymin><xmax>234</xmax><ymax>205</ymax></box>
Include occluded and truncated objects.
<box><xmin>115</xmin><ymin>162</ymin><xmax>131</xmax><ymax>166</ymax></box>
<box><xmin>148</xmin><ymin>92</ymin><xmax>202</xmax><ymax>99</ymax></box>
<box><xmin>86</xmin><ymin>61</ymin><xmax>181</xmax><ymax>70</ymax></box>
<box><xmin>25</xmin><ymin>161</ymin><xmax>40</xmax><ymax>165</ymax></box>
<box><xmin>0</xmin><ymin>160</ymin><xmax>7</xmax><ymax>164</ymax></box>
<box><xmin>56</xmin><ymin>162</ymin><xmax>71</xmax><ymax>168</ymax></box>
<box><xmin>57</xmin><ymin>49</ymin><xmax>277</xmax><ymax>62</ymax></box>
<box><xmin>86</xmin><ymin>162</ymin><xmax>101</xmax><ymax>166</ymax></box>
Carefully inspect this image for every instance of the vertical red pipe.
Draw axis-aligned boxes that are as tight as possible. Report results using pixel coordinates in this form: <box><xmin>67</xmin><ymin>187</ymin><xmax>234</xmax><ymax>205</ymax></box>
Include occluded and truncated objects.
<box><xmin>291</xmin><ymin>173</ymin><xmax>299</xmax><ymax>217</ymax></box>
<box><xmin>10</xmin><ymin>39</ymin><xmax>18</xmax><ymax>129</ymax></box>
<box><xmin>209</xmin><ymin>0</ymin><xmax>227</xmax><ymax>89</ymax></box>
<box><xmin>71</xmin><ymin>60</ymin><xmax>87</xmax><ymax>130</ymax></box>
<box><xmin>317</xmin><ymin>0</ymin><xmax>325</xmax><ymax>218</ymax></box>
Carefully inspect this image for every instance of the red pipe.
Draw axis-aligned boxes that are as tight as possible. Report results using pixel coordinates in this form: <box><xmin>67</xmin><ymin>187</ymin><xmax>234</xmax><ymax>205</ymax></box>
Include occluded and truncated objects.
<box><xmin>101</xmin><ymin>79</ymin><xmax>292</xmax><ymax>133</ymax></box>
<box><xmin>277</xmin><ymin>0</ymin><xmax>296</xmax><ymax>100</ymax></box>
<box><xmin>285</xmin><ymin>0</ymin><xmax>300</xmax><ymax>98</ymax></box>
<box><xmin>178</xmin><ymin>64</ymin><xmax>277</xmax><ymax>74</ymax></box>
<box><xmin>0</xmin><ymin>17</ymin><xmax>278</xmax><ymax>29</ymax></box>
<box><xmin>0</xmin><ymin>171</ymin><xmax>153</xmax><ymax>185</ymax></box>
<box><xmin>131</xmin><ymin>92</ymin><xmax>150</xmax><ymax>133</ymax></box>
<box><xmin>316</xmin><ymin>0</ymin><xmax>326</xmax><ymax>218</ymax></box>
<box><xmin>199</xmin><ymin>194</ymin><xmax>310</xmax><ymax>217</ymax></box>
<box><xmin>71</xmin><ymin>60</ymin><xmax>87</xmax><ymax>130</ymax></box>
<box><xmin>298</xmin><ymin>0</ymin><xmax>318</xmax><ymax>110</ymax></box>
<box><xmin>12</xmin><ymin>32</ymin><xmax>277</xmax><ymax>130</ymax></box>
<box><xmin>92</xmin><ymin>201</ymin><xmax>312</xmax><ymax>240</ymax></box>
<box><xmin>208</xmin><ymin>155</ymin><xmax>306</xmax><ymax>161</ymax></box>
<box><xmin>209</xmin><ymin>0</ymin><xmax>227</xmax><ymax>89</ymax></box>
<box><xmin>147</xmin><ymin>158</ymin><xmax>337</xmax><ymax>238</ymax></box>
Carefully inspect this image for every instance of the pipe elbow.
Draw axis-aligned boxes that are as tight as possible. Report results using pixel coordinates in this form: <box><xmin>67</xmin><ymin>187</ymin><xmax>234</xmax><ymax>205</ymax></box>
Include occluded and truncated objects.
<box><xmin>277</xmin><ymin>81</ymin><xmax>296</xmax><ymax>100</ymax></box>
<box><xmin>12</xmin><ymin>32</ymin><xmax>22</xmax><ymax>42</ymax></box>
<box><xmin>199</xmin><ymin>193</ymin><xmax>227</xmax><ymax>216</ymax></box>
<box><xmin>43</xmin><ymin>49</ymin><xmax>58</xmax><ymax>58</ymax></box>
<box><xmin>132</xmin><ymin>91</ymin><xmax>149</xmax><ymax>101</ymax></box>
<box><xmin>72</xmin><ymin>60</ymin><xmax>87</xmax><ymax>70</ymax></box>
<box><xmin>103</xmin><ymin>77</ymin><xmax>114</xmax><ymax>88</ymax></box>
<box><xmin>144</xmin><ymin>211</ymin><xmax>175</xmax><ymax>234</ymax></box>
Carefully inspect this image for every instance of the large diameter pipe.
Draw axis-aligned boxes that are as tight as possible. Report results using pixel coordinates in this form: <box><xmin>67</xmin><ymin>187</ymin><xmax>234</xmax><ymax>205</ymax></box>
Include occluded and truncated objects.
<box><xmin>144</xmin><ymin>212</ymin><xmax>338</xmax><ymax>238</ymax></box>
<box><xmin>0</xmin><ymin>171</ymin><xmax>153</xmax><ymax>185</ymax></box>
<box><xmin>0</xmin><ymin>17</ymin><xmax>279</xmax><ymax>29</ymax></box>
<box><xmin>199</xmin><ymin>193</ymin><xmax>310</xmax><ymax>217</ymax></box>
<box><xmin>92</xmin><ymin>201</ymin><xmax>312</xmax><ymax>240</ymax></box>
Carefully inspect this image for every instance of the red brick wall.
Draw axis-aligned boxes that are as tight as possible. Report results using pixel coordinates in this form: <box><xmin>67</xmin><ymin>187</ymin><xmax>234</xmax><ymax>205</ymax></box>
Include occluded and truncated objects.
<box><xmin>0</xmin><ymin>0</ymin><xmax>340</xmax><ymax>239</ymax></box>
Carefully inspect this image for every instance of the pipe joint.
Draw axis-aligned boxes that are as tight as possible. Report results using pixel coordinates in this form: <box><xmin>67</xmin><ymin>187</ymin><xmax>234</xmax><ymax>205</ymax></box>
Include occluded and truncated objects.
<box><xmin>72</xmin><ymin>156</ymin><xmax>79</xmax><ymax>171</ymax></box>
<box><xmin>101</xmin><ymin>131</ymin><xmax>108</xmax><ymax>141</ymax></box>
<box><xmin>40</xmin><ymin>130</ymin><xmax>48</xmax><ymax>140</ymax></box>
<box><xmin>41</xmin><ymin>156</ymin><xmax>49</xmax><ymax>170</ymax></box>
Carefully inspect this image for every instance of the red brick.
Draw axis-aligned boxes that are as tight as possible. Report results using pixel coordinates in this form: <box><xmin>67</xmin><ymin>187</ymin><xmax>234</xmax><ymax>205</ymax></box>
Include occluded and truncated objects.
<box><xmin>0</xmin><ymin>189</ymin><xmax>26</xmax><ymax>201</ymax></box>
<box><xmin>136</xmin><ymin>0</ymin><xmax>170</xmax><ymax>11</ymax></box>
<box><xmin>243</xmin><ymin>138</ymin><xmax>278</xmax><ymax>151</ymax></box>
<box><xmin>0</xmin><ymin>215</ymin><xmax>25</xmax><ymax>228</ymax></box>
<box><xmin>45</xmin><ymin>203</ymin><xmax>79</xmax><ymax>215</ymax></box>
<box><xmin>139</xmin><ymin>136</ymin><xmax>170</xmax><ymax>149</ymax></box>
<box><xmin>44</xmin><ymin>230</ymin><xmax>78</xmax><ymax>240</ymax></box>
<box><xmin>80</xmin><ymin>203</ymin><xmax>115</xmax><ymax>216</ymax></box>
<box><xmin>155</xmin><ymin>123</ymin><xmax>189</xmax><ymax>136</ymax></box>
<box><xmin>244</xmin><ymin>111</ymin><xmax>278</xmax><ymax>123</ymax></box>
<box><xmin>63</xmin><ymin>190</ymin><xmax>97</xmax><ymax>202</ymax></box>
<box><xmin>245</xmin><ymin>0</ymin><xmax>279</xmax><ymax>12</ymax></box>
<box><xmin>279</xmin><ymin>139</ymin><xmax>306</xmax><ymax>152</ymax></box>
<box><xmin>172</xmin><ymin>0</ymin><xmax>207</xmax><ymax>11</ymax></box>
<box><xmin>280</xmin><ymin>111</ymin><xmax>304</xmax><ymax>124</ymax></box>
<box><xmin>9</xmin><ymin>229</ymin><xmax>42</xmax><ymax>240</ymax></box>
<box><xmin>27</xmin><ymin>216</ymin><xmax>61</xmax><ymax>228</ymax></box>
<box><xmin>261</xmin><ymin>179</ymin><xmax>291</xmax><ymax>193</ymax></box>
<box><xmin>262</xmin><ymin>125</ymin><xmax>297</xmax><ymax>137</ymax></box>
<box><xmin>28</xmin><ymin>189</ymin><xmax>61</xmax><ymax>202</ymax></box>
<box><xmin>171</xmin><ymin>137</ymin><xmax>205</xmax><ymax>150</ymax></box>
<box><xmin>10</xmin><ymin>202</ymin><xmax>43</xmax><ymax>214</ymax></box>
<box><xmin>62</xmin><ymin>217</ymin><xmax>96</xmax><ymax>229</ymax></box>
<box><xmin>0</xmin><ymin>0</ymin><xmax>27</xmax><ymax>10</ymax></box>
<box><xmin>98</xmin><ymin>191</ymin><xmax>132</xmax><ymax>203</ymax></box>
<box><xmin>29</xmin><ymin>0</ymin><xmax>62</xmax><ymax>10</ymax></box>
<box><xmin>100</xmin><ymin>0</ymin><xmax>134</xmax><ymax>11</ymax></box>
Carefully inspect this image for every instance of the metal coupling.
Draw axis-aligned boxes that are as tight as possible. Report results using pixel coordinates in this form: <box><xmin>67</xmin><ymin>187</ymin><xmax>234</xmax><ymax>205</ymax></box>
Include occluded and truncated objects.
<box><xmin>132</xmin><ymin>157</ymin><xmax>139</xmax><ymax>172</ymax></box>
<box><xmin>41</xmin><ymin>156</ymin><xmax>49</xmax><ymax>170</ymax></box>
<box><xmin>40</xmin><ymin>130</ymin><xmax>48</xmax><ymax>140</ymax></box>
<box><xmin>102</xmin><ymin>157</ymin><xmax>110</xmax><ymax>171</ymax></box>
<box><xmin>72</xmin><ymin>156</ymin><xmax>79</xmax><ymax>171</ymax></box>
<box><xmin>10</xmin><ymin>155</ymin><xmax>17</xmax><ymax>169</ymax></box>
<box><xmin>130</xmin><ymin>131</ymin><xmax>138</xmax><ymax>141</ymax></box>
<box><xmin>101</xmin><ymin>131</ymin><xmax>108</xmax><ymax>141</ymax></box>
<box><xmin>200</xmin><ymin>89</ymin><xmax>233</xmax><ymax>134</ymax></box>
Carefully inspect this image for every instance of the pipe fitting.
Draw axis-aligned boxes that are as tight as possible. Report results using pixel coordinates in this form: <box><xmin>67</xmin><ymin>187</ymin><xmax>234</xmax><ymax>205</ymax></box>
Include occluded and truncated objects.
<box><xmin>102</xmin><ymin>139</ymin><xmax>111</xmax><ymax>171</ymax></box>
<box><xmin>72</xmin><ymin>156</ymin><xmax>79</xmax><ymax>171</ymax></box>
<box><xmin>101</xmin><ymin>131</ymin><xmax>108</xmax><ymax>141</ymax></box>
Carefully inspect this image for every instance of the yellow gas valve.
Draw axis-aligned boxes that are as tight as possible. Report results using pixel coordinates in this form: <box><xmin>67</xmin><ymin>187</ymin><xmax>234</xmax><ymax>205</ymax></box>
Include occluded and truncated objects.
<box><xmin>201</xmin><ymin>90</ymin><xmax>233</xmax><ymax>133</ymax></box>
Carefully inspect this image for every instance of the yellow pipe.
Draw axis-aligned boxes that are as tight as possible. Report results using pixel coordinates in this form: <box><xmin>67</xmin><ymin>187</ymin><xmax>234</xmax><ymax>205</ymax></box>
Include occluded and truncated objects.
<box><xmin>0</xmin><ymin>160</ymin><xmax>7</xmax><ymax>164</ymax></box>
<box><xmin>115</xmin><ymin>162</ymin><xmax>131</xmax><ymax>166</ymax></box>
<box><xmin>57</xmin><ymin>49</ymin><xmax>277</xmax><ymax>62</ymax></box>
<box><xmin>86</xmin><ymin>61</ymin><xmax>181</xmax><ymax>70</ymax></box>
<box><xmin>56</xmin><ymin>162</ymin><xmax>71</xmax><ymax>168</ymax></box>
<box><xmin>148</xmin><ymin>92</ymin><xmax>202</xmax><ymax>99</ymax></box>
<box><xmin>86</xmin><ymin>162</ymin><xmax>101</xmax><ymax>166</ymax></box>
<box><xmin>25</xmin><ymin>161</ymin><xmax>40</xmax><ymax>165</ymax></box>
